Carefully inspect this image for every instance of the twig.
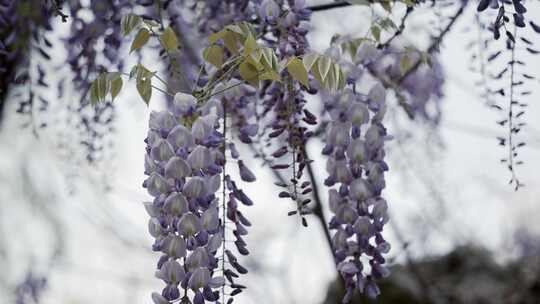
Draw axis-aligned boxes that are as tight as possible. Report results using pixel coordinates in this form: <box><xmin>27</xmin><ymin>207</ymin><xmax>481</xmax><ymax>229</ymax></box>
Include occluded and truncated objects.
<box><xmin>307</xmin><ymin>1</ymin><xmax>351</xmax><ymax>12</ymax></box>
<box><xmin>397</xmin><ymin>3</ymin><xmax>466</xmax><ymax>84</ymax></box>
<box><xmin>377</xmin><ymin>6</ymin><xmax>414</xmax><ymax>50</ymax></box>
<box><xmin>302</xmin><ymin>148</ymin><xmax>333</xmax><ymax>253</ymax></box>
<box><xmin>367</xmin><ymin>2</ymin><xmax>467</xmax><ymax>119</ymax></box>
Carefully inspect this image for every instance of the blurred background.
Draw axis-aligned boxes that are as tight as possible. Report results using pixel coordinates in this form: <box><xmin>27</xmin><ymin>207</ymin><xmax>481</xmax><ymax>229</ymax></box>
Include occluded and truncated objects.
<box><xmin>1</xmin><ymin>1</ymin><xmax>539</xmax><ymax>303</ymax></box>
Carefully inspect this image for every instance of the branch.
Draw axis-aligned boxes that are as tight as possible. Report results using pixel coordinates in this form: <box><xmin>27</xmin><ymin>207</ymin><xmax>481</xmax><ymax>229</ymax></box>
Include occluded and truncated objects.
<box><xmin>377</xmin><ymin>6</ymin><xmax>414</xmax><ymax>50</ymax></box>
<box><xmin>302</xmin><ymin>148</ymin><xmax>333</xmax><ymax>254</ymax></box>
<box><xmin>248</xmin><ymin>142</ymin><xmax>336</xmax><ymax>270</ymax></box>
<box><xmin>367</xmin><ymin>2</ymin><xmax>467</xmax><ymax>119</ymax></box>
<box><xmin>307</xmin><ymin>1</ymin><xmax>351</xmax><ymax>12</ymax></box>
<box><xmin>397</xmin><ymin>3</ymin><xmax>466</xmax><ymax>83</ymax></box>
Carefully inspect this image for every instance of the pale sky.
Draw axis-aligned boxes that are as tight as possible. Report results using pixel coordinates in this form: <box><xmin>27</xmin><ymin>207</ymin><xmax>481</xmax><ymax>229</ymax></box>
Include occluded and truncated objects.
<box><xmin>1</xmin><ymin>2</ymin><xmax>539</xmax><ymax>304</ymax></box>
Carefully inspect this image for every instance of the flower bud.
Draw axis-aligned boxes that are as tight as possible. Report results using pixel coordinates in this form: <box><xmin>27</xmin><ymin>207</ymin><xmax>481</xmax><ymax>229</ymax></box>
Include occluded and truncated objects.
<box><xmin>152</xmin><ymin>292</ymin><xmax>170</xmax><ymax>304</ymax></box>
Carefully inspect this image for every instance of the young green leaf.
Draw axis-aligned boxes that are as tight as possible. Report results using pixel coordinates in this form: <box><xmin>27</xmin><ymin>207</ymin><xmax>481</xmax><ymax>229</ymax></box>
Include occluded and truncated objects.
<box><xmin>260</xmin><ymin>70</ymin><xmax>280</xmax><ymax>82</ymax></box>
<box><xmin>130</xmin><ymin>28</ymin><xmax>150</xmax><ymax>53</ymax></box>
<box><xmin>371</xmin><ymin>25</ymin><xmax>381</xmax><ymax>41</ymax></box>
<box><xmin>222</xmin><ymin>32</ymin><xmax>240</xmax><ymax>54</ymax></box>
<box><xmin>137</xmin><ymin>76</ymin><xmax>152</xmax><ymax>105</ymax></box>
<box><xmin>287</xmin><ymin>57</ymin><xmax>309</xmax><ymax>87</ymax></box>
<box><xmin>121</xmin><ymin>14</ymin><xmax>141</xmax><ymax>36</ymax></box>
<box><xmin>243</xmin><ymin>34</ymin><xmax>258</xmax><ymax>56</ymax></box>
<box><xmin>203</xmin><ymin>45</ymin><xmax>224</xmax><ymax>68</ymax></box>
<box><xmin>108</xmin><ymin>73</ymin><xmax>123</xmax><ymax>101</ymax></box>
<box><xmin>130</xmin><ymin>64</ymin><xmax>152</xmax><ymax>80</ymax></box>
<box><xmin>159</xmin><ymin>27</ymin><xmax>179</xmax><ymax>52</ymax></box>
<box><xmin>317</xmin><ymin>56</ymin><xmax>332</xmax><ymax>81</ymax></box>
<box><xmin>239</xmin><ymin>61</ymin><xmax>260</xmax><ymax>87</ymax></box>
<box><xmin>302</xmin><ymin>53</ymin><xmax>319</xmax><ymax>72</ymax></box>
<box><xmin>380</xmin><ymin>0</ymin><xmax>392</xmax><ymax>12</ymax></box>
<box><xmin>399</xmin><ymin>54</ymin><xmax>412</xmax><ymax>75</ymax></box>
<box><xmin>90</xmin><ymin>73</ymin><xmax>109</xmax><ymax>105</ymax></box>
<box><xmin>260</xmin><ymin>48</ymin><xmax>275</xmax><ymax>69</ymax></box>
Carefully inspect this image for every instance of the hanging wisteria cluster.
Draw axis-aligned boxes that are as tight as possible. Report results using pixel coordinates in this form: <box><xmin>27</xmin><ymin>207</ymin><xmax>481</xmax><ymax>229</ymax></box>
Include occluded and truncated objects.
<box><xmin>143</xmin><ymin>93</ymin><xmax>226</xmax><ymax>303</ymax></box>
<box><xmin>323</xmin><ymin>84</ymin><xmax>391</xmax><ymax>299</ymax></box>
<box><xmin>3</xmin><ymin>0</ymin><xmax>540</xmax><ymax>303</ymax></box>
<box><xmin>143</xmin><ymin>91</ymin><xmax>256</xmax><ymax>303</ymax></box>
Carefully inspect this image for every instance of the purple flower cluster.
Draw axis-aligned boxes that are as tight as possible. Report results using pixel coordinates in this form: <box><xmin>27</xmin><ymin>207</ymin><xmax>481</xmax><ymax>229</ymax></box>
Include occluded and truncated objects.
<box><xmin>373</xmin><ymin>48</ymin><xmax>445</xmax><ymax>124</ymax></box>
<box><xmin>323</xmin><ymin>84</ymin><xmax>391</xmax><ymax>301</ymax></box>
<box><xmin>143</xmin><ymin>93</ymin><xmax>227</xmax><ymax>304</ymax></box>
<box><xmin>14</xmin><ymin>271</ymin><xmax>47</xmax><ymax>304</ymax></box>
<box><xmin>329</xmin><ymin>38</ymin><xmax>445</xmax><ymax>125</ymax></box>
<box><xmin>0</xmin><ymin>0</ymin><xmax>53</xmax><ymax>119</ymax></box>
<box><xmin>257</xmin><ymin>0</ymin><xmax>317</xmax><ymax>218</ymax></box>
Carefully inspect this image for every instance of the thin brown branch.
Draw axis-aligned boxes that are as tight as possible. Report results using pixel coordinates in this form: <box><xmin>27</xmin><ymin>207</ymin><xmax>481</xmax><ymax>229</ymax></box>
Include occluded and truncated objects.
<box><xmin>302</xmin><ymin>148</ymin><xmax>333</xmax><ymax>253</ymax></box>
<box><xmin>307</xmin><ymin>1</ymin><xmax>351</xmax><ymax>12</ymax></box>
<box><xmin>368</xmin><ymin>2</ymin><xmax>468</xmax><ymax>119</ymax></box>
<box><xmin>377</xmin><ymin>6</ymin><xmax>414</xmax><ymax>50</ymax></box>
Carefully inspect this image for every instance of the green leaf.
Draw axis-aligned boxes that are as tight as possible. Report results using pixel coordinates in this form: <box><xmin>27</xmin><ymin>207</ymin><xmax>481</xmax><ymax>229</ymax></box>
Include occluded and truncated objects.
<box><xmin>380</xmin><ymin>0</ymin><xmax>392</xmax><ymax>12</ymax></box>
<box><xmin>420</xmin><ymin>52</ymin><xmax>432</xmax><ymax>67</ymax></box>
<box><xmin>130</xmin><ymin>64</ymin><xmax>152</xmax><ymax>80</ymax></box>
<box><xmin>136</xmin><ymin>76</ymin><xmax>152</xmax><ymax>105</ymax></box>
<box><xmin>248</xmin><ymin>49</ymin><xmax>264</xmax><ymax>66</ymax></box>
<box><xmin>208</xmin><ymin>30</ymin><xmax>225</xmax><ymax>44</ymax></box>
<box><xmin>130</xmin><ymin>64</ymin><xmax>153</xmax><ymax>104</ymax></box>
<box><xmin>203</xmin><ymin>45</ymin><xmax>224</xmax><ymax>68</ymax></box>
<box><xmin>260</xmin><ymin>48</ymin><xmax>272</xmax><ymax>68</ymax></box>
<box><xmin>287</xmin><ymin>57</ymin><xmax>309</xmax><ymax>87</ymax></box>
<box><xmin>317</xmin><ymin>56</ymin><xmax>332</xmax><ymax>81</ymax></box>
<box><xmin>400</xmin><ymin>0</ymin><xmax>415</xmax><ymax>6</ymax></box>
<box><xmin>371</xmin><ymin>25</ymin><xmax>381</xmax><ymax>41</ymax></box>
<box><xmin>130</xmin><ymin>28</ymin><xmax>150</xmax><ymax>53</ymax></box>
<box><xmin>239</xmin><ymin>61</ymin><xmax>260</xmax><ymax>87</ymax></box>
<box><xmin>222</xmin><ymin>31</ymin><xmax>240</xmax><ymax>54</ymax></box>
<box><xmin>378</xmin><ymin>18</ymin><xmax>396</xmax><ymax>30</ymax></box>
<box><xmin>225</xmin><ymin>24</ymin><xmax>245</xmax><ymax>35</ymax></box>
<box><xmin>121</xmin><ymin>14</ymin><xmax>141</xmax><ymax>36</ymax></box>
<box><xmin>260</xmin><ymin>70</ymin><xmax>280</xmax><ymax>81</ymax></box>
<box><xmin>331</xmin><ymin>63</ymin><xmax>346</xmax><ymax>91</ymax></box>
<box><xmin>90</xmin><ymin>73</ymin><xmax>109</xmax><ymax>105</ymax></box>
<box><xmin>108</xmin><ymin>73</ymin><xmax>123</xmax><ymax>101</ymax></box>
<box><xmin>159</xmin><ymin>27</ymin><xmax>179</xmax><ymax>52</ymax></box>
<box><xmin>399</xmin><ymin>54</ymin><xmax>412</xmax><ymax>75</ymax></box>
<box><xmin>337</xmin><ymin>66</ymin><xmax>346</xmax><ymax>90</ymax></box>
<box><xmin>302</xmin><ymin>53</ymin><xmax>319</xmax><ymax>72</ymax></box>
<box><xmin>243</xmin><ymin>34</ymin><xmax>258</xmax><ymax>56</ymax></box>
